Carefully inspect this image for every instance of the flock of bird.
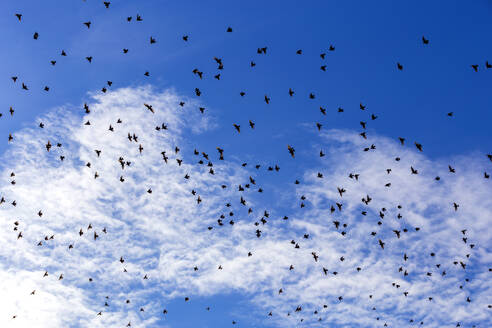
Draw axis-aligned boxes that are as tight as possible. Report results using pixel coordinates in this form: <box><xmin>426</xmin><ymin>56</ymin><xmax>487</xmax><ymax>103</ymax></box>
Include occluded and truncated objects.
<box><xmin>2</xmin><ymin>2</ymin><xmax>492</xmax><ymax>328</ymax></box>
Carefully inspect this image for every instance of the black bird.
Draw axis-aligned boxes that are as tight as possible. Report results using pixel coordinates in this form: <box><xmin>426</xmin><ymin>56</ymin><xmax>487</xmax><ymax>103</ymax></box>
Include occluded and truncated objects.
<box><xmin>287</xmin><ymin>145</ymin><xmax>295</xmax><ymax>158</ymax></box>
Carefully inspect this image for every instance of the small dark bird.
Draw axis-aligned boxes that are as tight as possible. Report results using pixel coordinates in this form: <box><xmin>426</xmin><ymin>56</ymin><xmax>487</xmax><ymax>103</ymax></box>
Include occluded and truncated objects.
<box><xmin>287</xmin><ymin>145</ymin><xmax>295</xmax><ymax>158</ymax></box>
<box><xmin>144</xmin><ymin>103</ymin><xmax>154</xmax><ymax>113</ymax></box>
<box><xmin>378</xmin><ymin>239</ymin><xmax>385</xmax><ymax>249</ymax></box>
<box><xmin>422</xmin><ymin>36</ymin><xmax>429</xmax><ymax>44</ymax></box>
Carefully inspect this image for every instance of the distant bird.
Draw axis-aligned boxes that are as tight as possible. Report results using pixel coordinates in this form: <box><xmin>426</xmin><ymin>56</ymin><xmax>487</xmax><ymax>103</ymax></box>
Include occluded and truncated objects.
<box><xmin>287</xmin><ymin>145</ymin><xmax>295</xmax><ymax>158</ymax></box>
<box><xmin>144</xmin><ymin>103</ymin><xmax>154</xmax><ymax>113</ymax></box>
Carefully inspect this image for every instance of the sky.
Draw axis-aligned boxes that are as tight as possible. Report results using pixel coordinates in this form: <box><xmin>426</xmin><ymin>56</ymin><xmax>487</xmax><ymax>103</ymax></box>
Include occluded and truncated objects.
<box><xmin>0</xmin><ymin>0</ymin><xmax>491</xmax><ymax>327</ymax></box>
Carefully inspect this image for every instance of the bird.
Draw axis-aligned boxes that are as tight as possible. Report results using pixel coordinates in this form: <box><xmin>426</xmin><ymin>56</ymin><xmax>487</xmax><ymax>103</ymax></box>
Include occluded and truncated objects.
<box><xmin>144</xmin><ymin>103</ymin><xmax>154</xmax><ymax>113</ymax></box>
<box><xmin>287</xmin><ymin>145</ymin><xmax>295</xmax><ymax>158</ymax></box>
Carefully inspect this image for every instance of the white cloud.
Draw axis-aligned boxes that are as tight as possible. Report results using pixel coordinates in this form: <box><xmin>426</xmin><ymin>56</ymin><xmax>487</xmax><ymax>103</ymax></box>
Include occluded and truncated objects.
<box><xmin>0</xmin><ymin>86</ymin><xmax>490</xmax><ymax>327</ymax></box>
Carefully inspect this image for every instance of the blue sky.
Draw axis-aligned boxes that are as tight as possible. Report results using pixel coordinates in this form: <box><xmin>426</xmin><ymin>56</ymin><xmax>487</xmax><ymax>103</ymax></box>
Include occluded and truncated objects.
<box><xmin>0</xmin><ymin>1</ymin><xmax>491</xmax><ymax>327</ymax></box>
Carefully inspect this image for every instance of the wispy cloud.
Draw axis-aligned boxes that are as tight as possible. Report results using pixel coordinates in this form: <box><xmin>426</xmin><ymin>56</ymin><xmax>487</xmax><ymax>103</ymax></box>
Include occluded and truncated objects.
<box><xmin>0</xmin><ymin>87</ymin><xmax>490</xmax><ymax>328</ymax></box>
